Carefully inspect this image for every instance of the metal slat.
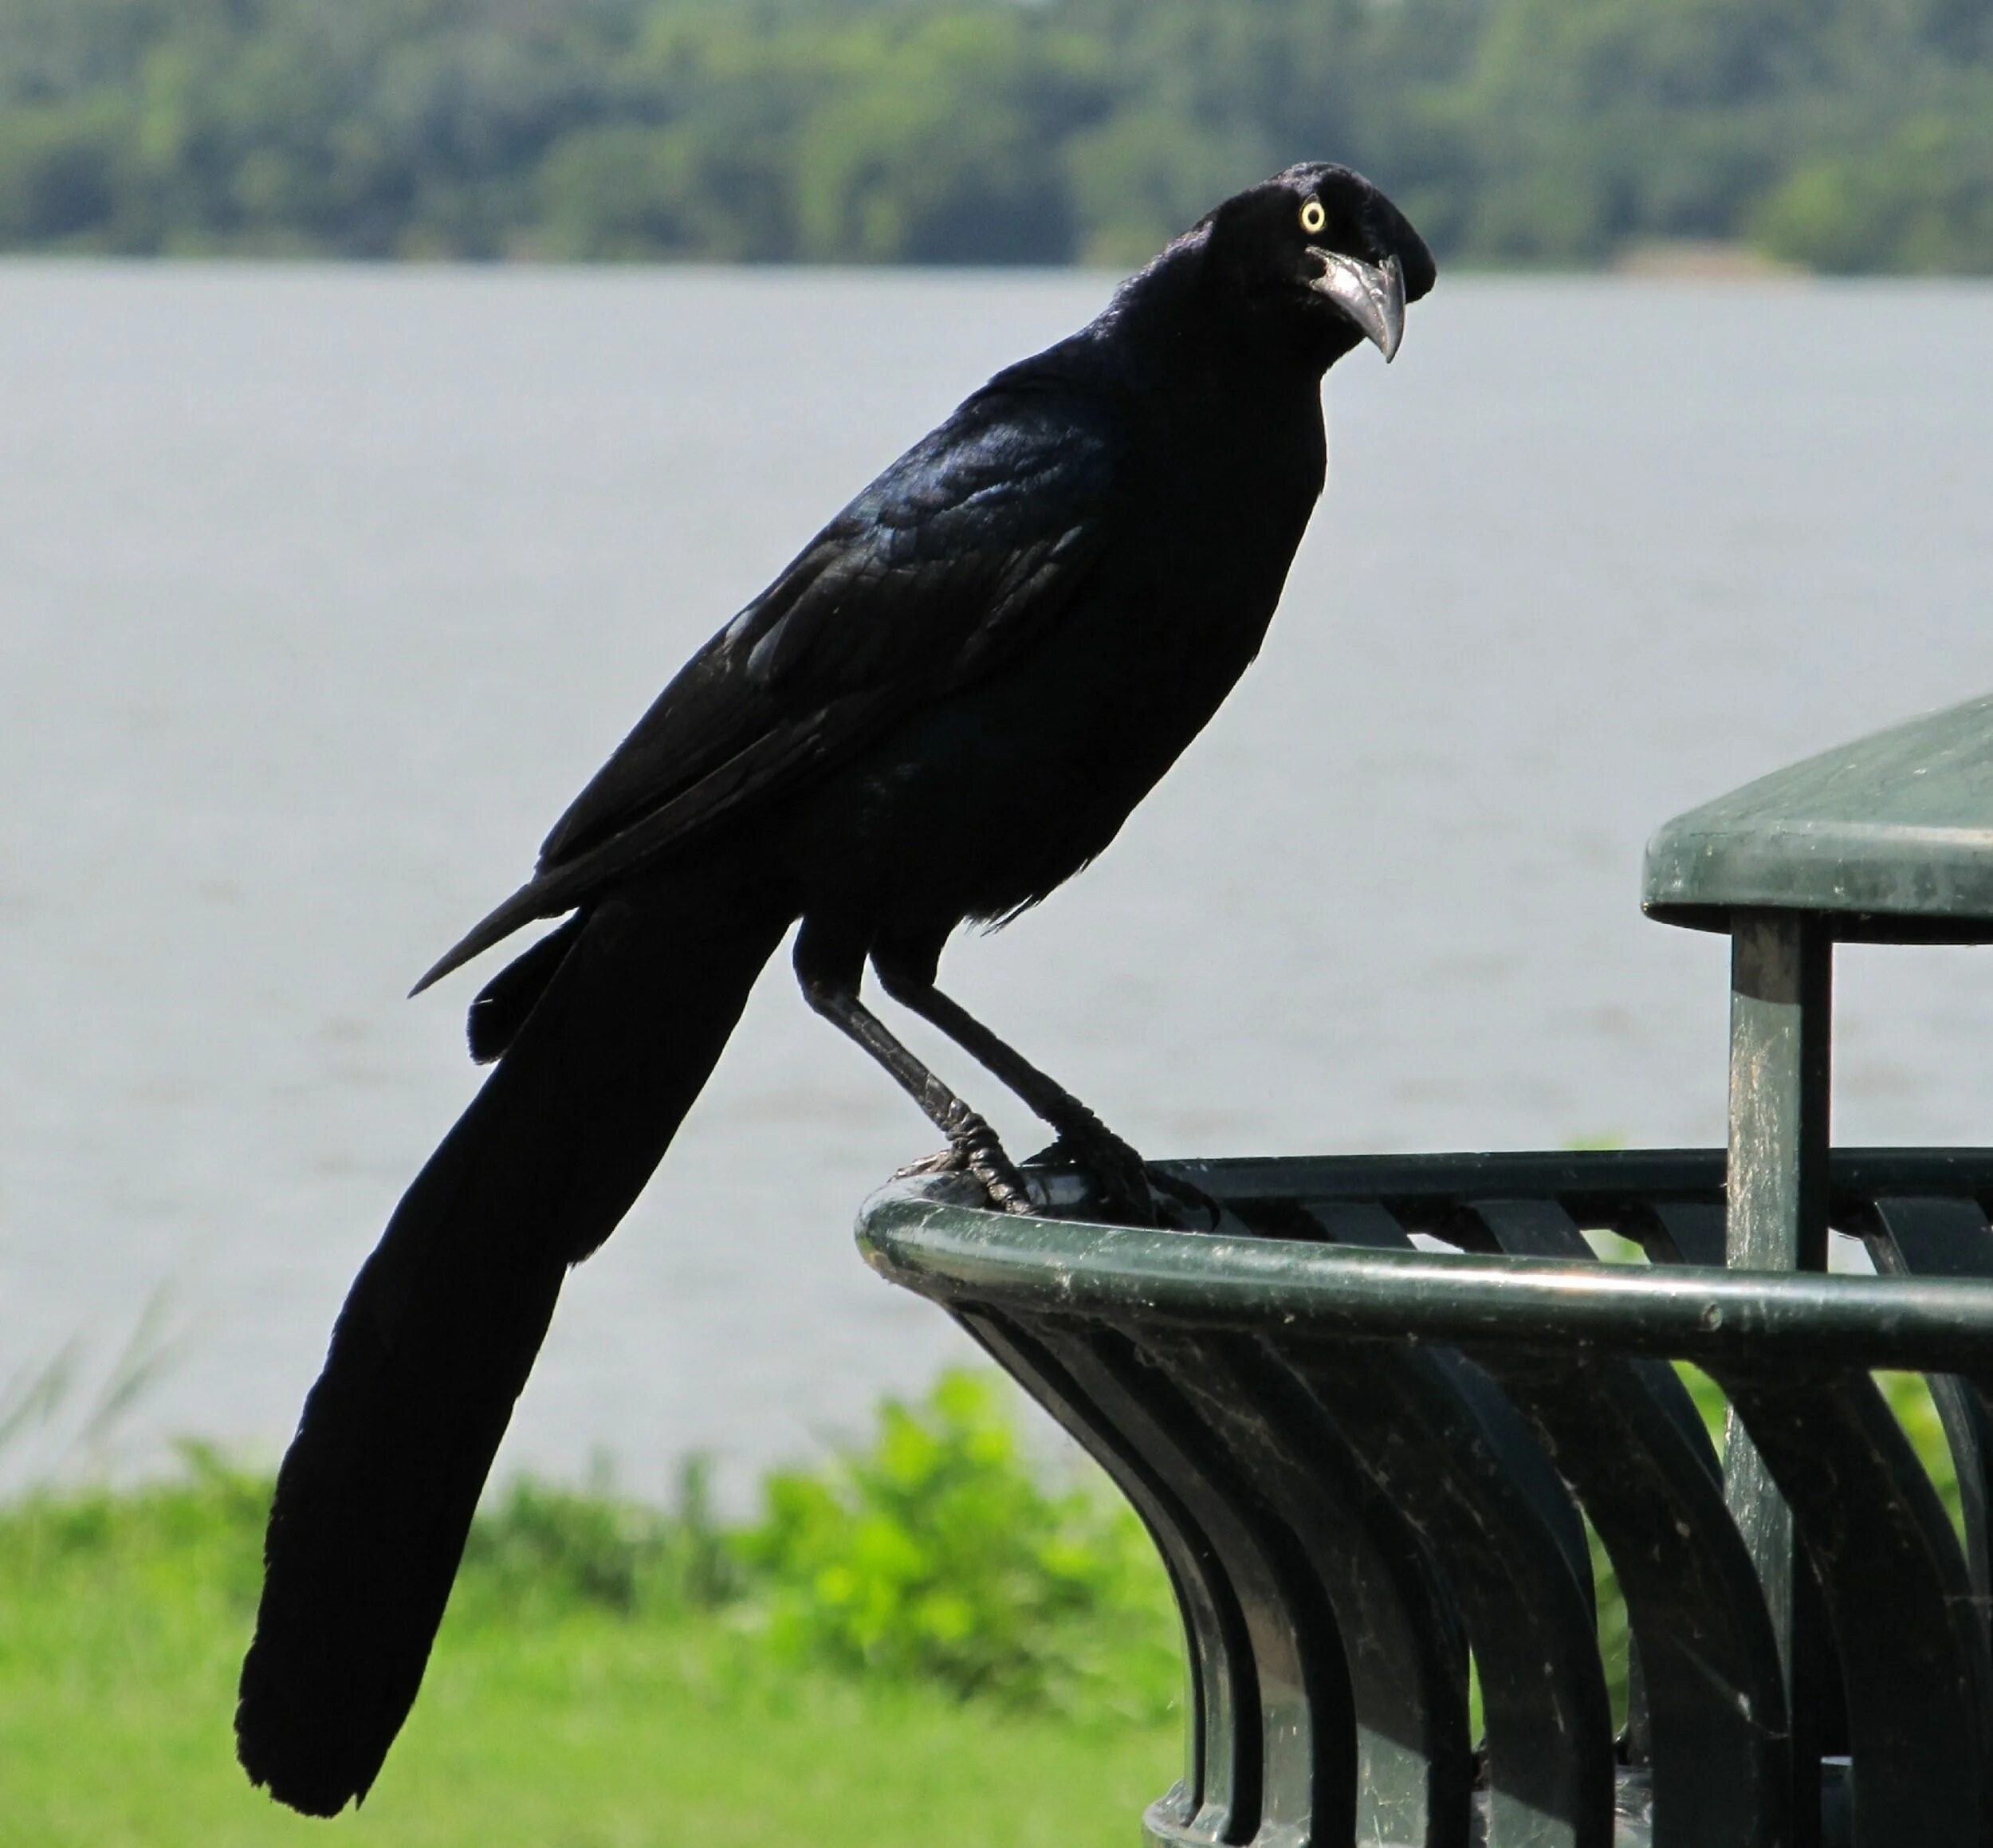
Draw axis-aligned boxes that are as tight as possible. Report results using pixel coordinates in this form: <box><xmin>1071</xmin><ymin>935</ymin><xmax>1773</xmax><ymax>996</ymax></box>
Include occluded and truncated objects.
<box><xmin>1032</xmin><ymin>1322</ymin><xmax>1355</xmax><ymax>1848</ymax></box>
<box><xmin>1476</xmin><ymin>1346</ymin><xmax>1791</xmax><ymax>1848</ymax></box>
<box><xmin>1633</xmin><ymin>1201</ymin><xmax>1728</xmax><ymax>1269</ymax></box>
<box><xmin>1859</xmin><ymin>1195</ymin><xmax>1993</xmax><ymax>1622</ymax></box>
<box><xmin>1465</xmin><ymin>1201</ymin><xmax>1721</xmax><ymax>1486</ymax></box>
<box><xmin>1286</xmin><ymin>1339</ymin><xmax>1614</xmax><ymax>1848</ymax></box>
<box><xmin>1714</xmin><ymin>1366</ymin><xmax>1993</xmax><ymax>1847</ymax></box>
<box><xmin>1459</xmin><ymin>1201</ymin><xmax>1791</xmax><ymax>1847</ymax></box>
<box><xmin>1146</xmin><ymin>1327</ymin><xmax>1474</xmax><ymax>1848</ymax></box>
<box><xmin>951</xmin><ymin>1311</ymin><xmax>1234</xmax><ymax>1844</ymax></box>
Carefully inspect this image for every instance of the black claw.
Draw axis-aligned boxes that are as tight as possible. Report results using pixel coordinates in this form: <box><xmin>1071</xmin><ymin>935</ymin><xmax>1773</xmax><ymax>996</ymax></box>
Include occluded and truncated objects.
<box><xmin>896</xmin><ymin>1113</ymin><xmax>1036</xmax><ymax>1214</ymax></box>
<box><xmin>1028</xmin><ymin>1128</ymin><xmax>1156</xmax><ymax>1227</ymax></box>
<box><xmin>1145</xmin><ymin>1168</ymin><xmax>1224</xmax><ymax>1233</ymax></box>
<box><xmin>890</xmin><ymin>1147</ymin><xmax>963</xmax><ymax>1181</ymax></box>
<box><xmin>949</xmin><ymin>1113</ymin><xmax>1033</xmax><ymax>1214</ymax></box>
<box><xmin>978</xmin><ymin>1164</ymin><xmax>1037</xmax><ymax>1215</ymax></box>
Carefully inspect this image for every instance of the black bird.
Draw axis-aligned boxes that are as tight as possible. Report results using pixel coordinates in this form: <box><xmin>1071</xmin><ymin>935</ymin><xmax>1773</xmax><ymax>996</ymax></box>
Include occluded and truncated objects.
<box><xmin>237</xmin><ymin>161</ymin><xmax>1433</xmax><ymax>1815</ymax></box>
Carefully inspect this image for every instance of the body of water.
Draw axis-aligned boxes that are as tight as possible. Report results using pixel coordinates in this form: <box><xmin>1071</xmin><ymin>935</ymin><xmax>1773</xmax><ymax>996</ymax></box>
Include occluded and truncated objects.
<box><xmin>3</xmin><ymin>263</ymin><xmax>1991</xmax><ymax>1500</ymax></box>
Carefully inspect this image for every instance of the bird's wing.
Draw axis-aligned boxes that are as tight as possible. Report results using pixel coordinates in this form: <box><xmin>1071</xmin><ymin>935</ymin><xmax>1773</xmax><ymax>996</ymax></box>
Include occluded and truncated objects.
<box><xmin>412</xmin><ymin>383</ymin><xmax>1118</xmax><ymax>991</ymax></box>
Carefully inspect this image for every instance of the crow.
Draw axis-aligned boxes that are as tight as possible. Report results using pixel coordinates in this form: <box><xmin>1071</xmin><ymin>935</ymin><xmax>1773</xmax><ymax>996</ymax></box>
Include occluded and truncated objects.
<box><xmin>237</xmin><ymin>161</ymin><xmax>1434</xmax><ymax>1815</ymax></box>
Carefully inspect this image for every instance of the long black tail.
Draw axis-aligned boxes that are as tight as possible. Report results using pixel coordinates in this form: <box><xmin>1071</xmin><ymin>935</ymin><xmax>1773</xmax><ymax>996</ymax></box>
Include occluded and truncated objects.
<box><xmin>236</xmin><ymin>861</ymin><xmax>794</xmax><ymax>1816</ymax></box>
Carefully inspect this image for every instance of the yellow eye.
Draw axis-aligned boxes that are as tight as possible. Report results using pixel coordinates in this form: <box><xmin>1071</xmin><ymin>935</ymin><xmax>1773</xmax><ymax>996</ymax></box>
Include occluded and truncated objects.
<box><xmin>1299</xmin><ymin>198</ymin><xmax>1327</xmax><ymax>236</ymax></box>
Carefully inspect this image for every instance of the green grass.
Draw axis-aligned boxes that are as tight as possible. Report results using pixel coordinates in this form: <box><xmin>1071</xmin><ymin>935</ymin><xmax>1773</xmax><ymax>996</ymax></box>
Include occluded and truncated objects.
<box><xmin>0</xmin><ymin>1454</ymin><xmax>1177</xmax><ymax>1847</ymax></box>
<box><xmin>3</xmin><ymin>1600</ymin><xmax>1177</xmax><ymax>1846</ymax></box>
<box><xmin>0</xmin><ymin>1378</ymin><xmax>1182</xmax><ymax>1848</ymax></box>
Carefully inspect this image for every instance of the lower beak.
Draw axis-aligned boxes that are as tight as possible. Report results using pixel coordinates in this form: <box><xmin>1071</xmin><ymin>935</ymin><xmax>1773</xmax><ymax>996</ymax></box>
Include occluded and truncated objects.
<box><xmin>1310</xmin><ymin>251</ymin><xmax>1407</xmax><ymax>361</ymax></box>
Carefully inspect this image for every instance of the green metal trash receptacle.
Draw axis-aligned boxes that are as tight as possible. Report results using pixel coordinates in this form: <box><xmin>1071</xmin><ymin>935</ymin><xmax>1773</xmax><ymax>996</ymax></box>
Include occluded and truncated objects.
<box><xmin>859</xmin><ymin>694</ymin><xmax>1993</xmax><ymax>1848</ymax></box>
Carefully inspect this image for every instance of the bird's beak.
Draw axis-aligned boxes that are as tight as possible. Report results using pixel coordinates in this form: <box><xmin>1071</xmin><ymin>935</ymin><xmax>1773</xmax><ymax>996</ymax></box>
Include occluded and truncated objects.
<box><xmin>1310</xmin><ymin>251</ymin><xmax>1407</xmax><ymax>361</ymax></box>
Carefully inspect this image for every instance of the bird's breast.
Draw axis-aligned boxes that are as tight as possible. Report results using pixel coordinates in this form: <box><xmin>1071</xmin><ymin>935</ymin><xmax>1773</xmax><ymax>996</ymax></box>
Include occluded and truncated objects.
<box><xmin>784</xmin><ymin>488</ymin><xmax>1313</xmax><ymax>934</ymax></box>
<box><xmin>782</xmin><ymin>382</ymin><xmax>1326</xmax><ymax>934</ymax></box>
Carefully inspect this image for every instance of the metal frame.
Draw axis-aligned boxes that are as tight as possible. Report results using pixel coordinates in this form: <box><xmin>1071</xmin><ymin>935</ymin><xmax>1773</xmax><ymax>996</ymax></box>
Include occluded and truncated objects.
<box><xmin>859</xmin><ymin>1148</ymin><xmax>1993</xmax><ymax>1848</ymax></box>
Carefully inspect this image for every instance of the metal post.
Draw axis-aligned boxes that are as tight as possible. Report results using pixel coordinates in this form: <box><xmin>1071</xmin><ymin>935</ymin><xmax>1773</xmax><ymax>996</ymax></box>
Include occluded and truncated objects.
<box><xmin>1724</xmin><ymin>908</ymin><xmax>1832</xmax><ymax>1844</ymax></box>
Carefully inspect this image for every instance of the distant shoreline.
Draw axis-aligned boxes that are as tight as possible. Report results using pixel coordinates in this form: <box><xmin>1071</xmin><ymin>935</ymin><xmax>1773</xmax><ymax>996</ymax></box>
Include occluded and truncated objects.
<box><xmin>9</xmin><ymin>248</ymin><xmax>1991</xmax><ymax>281</ymax></box>
<box><xmin>6</xmin><ymin>0</ymin><xmax>1987</xmax><ymax>277</ymax></box>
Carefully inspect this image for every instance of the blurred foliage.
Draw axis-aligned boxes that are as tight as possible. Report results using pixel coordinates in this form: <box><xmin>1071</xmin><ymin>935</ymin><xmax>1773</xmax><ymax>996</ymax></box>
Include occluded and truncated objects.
<box><xmin>737</xmin><ymin>1368</ymin><xmax>1179</xmax><ymax>1719</ymax></box>
<box><xmin>466</xmin><ymin>1371</ymin><xmax>1185</xmax><ymax>1718</ymax></box>
<box><xmin>0</xmin><ymin>0</ymin><xmax>1987</xmax><ymax>269</ymax></box>
<box><xmin>0</xmin><ymin>1439</ymin><xmax>272</xmax><ymax>1613</ymax></box>
<box><xmin>454</xmin><ymin>1455</ymin><xmax>744</xmax><ymax>1618</ymax></box>
<box><xmin>457</xmin><ymin>1371</ymin><xmax>1181</xmax><ymax>1718</ymax></box>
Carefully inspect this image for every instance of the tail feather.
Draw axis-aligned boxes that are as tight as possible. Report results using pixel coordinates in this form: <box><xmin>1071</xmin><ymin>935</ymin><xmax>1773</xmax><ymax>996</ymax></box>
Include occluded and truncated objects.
<box><xmin>237</xmin><ymin>863</ymin><xmax>793</xmax><ymax>1815</ymax></box>
<box><xmin>466</xmin><ymin>912</ymin><xmax>585</xmax><ymax>1064</ymax></box>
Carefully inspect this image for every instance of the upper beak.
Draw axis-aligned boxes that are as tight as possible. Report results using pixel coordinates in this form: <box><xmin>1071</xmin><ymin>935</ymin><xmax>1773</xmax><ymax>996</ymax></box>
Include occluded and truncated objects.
<box><xmin>1310</xmin><ymin>250</ymin><xmax>1407</xmax><ymax>361</ymax></box>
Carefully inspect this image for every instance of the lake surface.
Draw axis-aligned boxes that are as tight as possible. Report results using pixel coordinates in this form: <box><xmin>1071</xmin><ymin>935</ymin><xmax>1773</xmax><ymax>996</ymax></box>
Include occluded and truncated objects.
<box><xmin>3</xmin><ymin>263</ymin><xmax>1991</xmax><ymax>1501</ymax></box>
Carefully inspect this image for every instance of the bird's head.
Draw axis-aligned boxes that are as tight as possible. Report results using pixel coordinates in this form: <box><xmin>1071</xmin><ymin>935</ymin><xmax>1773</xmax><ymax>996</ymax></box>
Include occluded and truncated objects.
<box><xmin>1193</xmin><ymin>163</ymin><xmax>1437</xmax><ymax>371</ymax></box>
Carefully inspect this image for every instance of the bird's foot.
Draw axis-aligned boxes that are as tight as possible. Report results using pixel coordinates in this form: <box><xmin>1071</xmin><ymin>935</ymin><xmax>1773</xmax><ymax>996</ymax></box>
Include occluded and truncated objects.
<box><xmin>1146</xmin><ymin>1168</ymin><xmax>1224</xmax><ymax>1233</ymax></box>
<box><xmin>893</xmin><ymin>1107</ymin><xmax>1036</xmax><ymax>1215</ymax></box>
<box><xmin>1028</xmin><ymin>1119</ymin><xmax>1158</xmax><ymax>1228</ymax></box>
<box><xmin>1026</xmin><ymin>1120</ymin><xmax>1225</xmax><ymax>1233</ymax></box>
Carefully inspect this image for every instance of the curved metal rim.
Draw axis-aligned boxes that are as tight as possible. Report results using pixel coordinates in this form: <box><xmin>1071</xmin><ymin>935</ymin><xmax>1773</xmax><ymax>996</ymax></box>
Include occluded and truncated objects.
<box><xmin>857</xmin><ymin>1176</ymin><xmax>1993</xmax><ymax>1372</ymax></box>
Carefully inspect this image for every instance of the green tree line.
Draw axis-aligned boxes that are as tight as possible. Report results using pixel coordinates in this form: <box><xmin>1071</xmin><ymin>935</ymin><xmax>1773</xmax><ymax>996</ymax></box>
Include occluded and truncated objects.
<box><xmin>1</xmin><ymin>0</ymin><xmax>1989</xmax><ymax>270</ymax></box>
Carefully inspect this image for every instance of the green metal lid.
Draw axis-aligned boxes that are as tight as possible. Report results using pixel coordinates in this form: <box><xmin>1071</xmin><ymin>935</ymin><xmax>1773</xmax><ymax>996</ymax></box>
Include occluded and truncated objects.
<box><xmin>1643</xmin><ymin>692</ymin><xmax>1993</xmax><ymax>942</ymax></box>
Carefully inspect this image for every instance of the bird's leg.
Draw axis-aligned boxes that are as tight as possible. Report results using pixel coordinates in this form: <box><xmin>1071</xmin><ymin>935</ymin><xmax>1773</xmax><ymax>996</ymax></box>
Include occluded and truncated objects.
<box><xmin>870</xmin><ymin>945</ymin><xmax>1154</xmax><ymax>1224</ymax></box>
<box><xmin>793</xmin><ymin>928</ymin><xmax>1034</xmax><ymax>1216</ymax></box>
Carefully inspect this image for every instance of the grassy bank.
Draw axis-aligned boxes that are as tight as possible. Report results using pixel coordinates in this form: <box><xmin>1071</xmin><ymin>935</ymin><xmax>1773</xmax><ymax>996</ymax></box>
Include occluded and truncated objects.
<box><xmin>2</xmin><ymin>1567</ymin><xmax>1177</xmax><ymax>1845</ymax></box>
<box><xmin>0</xmin><ymin>1374</ymin><xmax>1181</xmax><ymax>1846</ymax></box>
